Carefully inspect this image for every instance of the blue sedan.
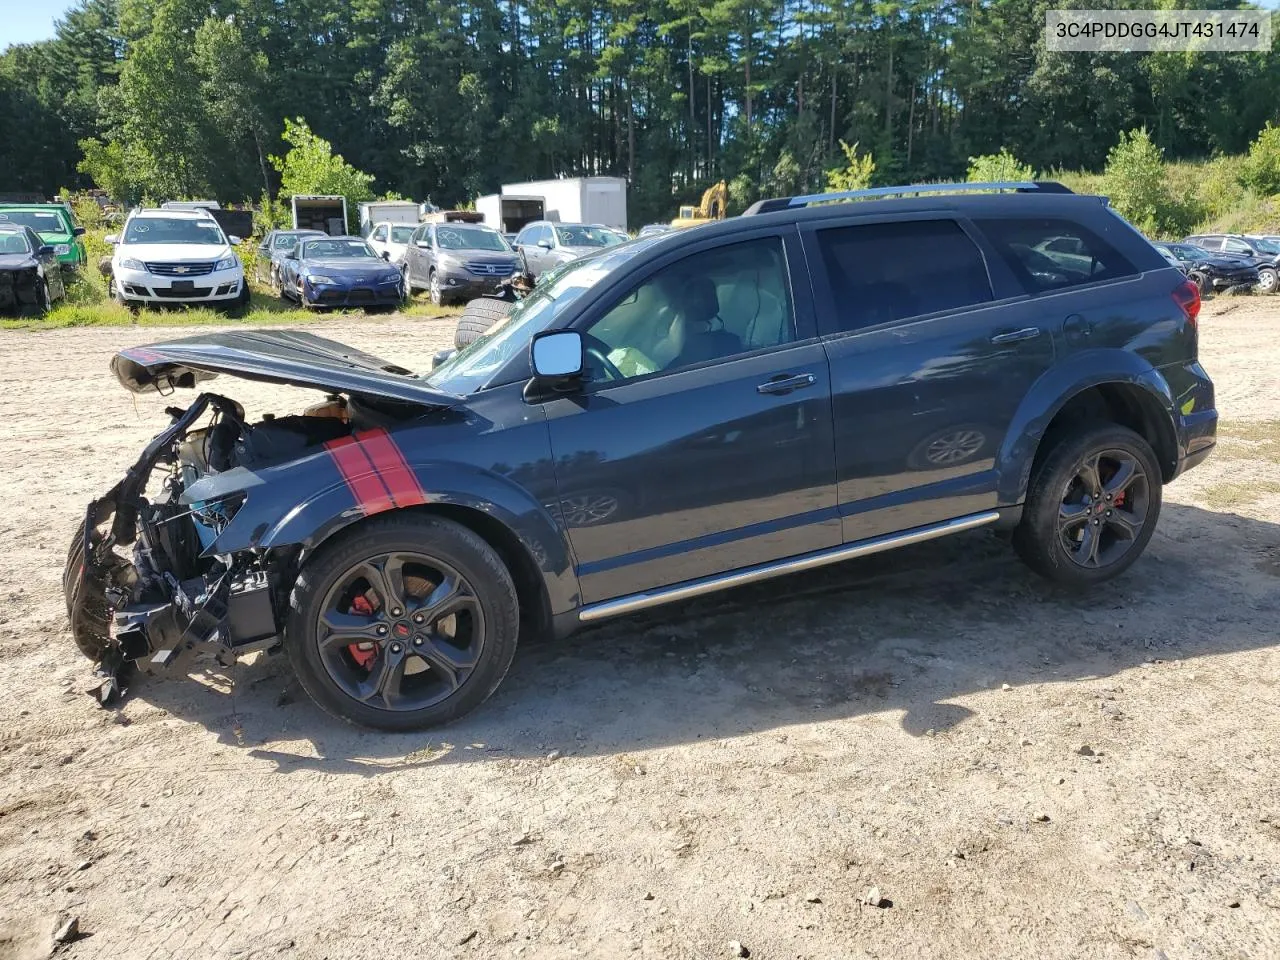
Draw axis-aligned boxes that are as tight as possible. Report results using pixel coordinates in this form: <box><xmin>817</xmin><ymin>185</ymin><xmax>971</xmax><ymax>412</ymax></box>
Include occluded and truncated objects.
<box><xmin>278</xmin><ymin>236</ymin><xmax>404</xmax><ymax>309</ymax></box>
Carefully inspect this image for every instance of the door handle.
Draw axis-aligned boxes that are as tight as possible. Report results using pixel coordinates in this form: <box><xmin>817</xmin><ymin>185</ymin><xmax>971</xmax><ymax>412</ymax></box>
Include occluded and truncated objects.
<box><xmin>757</xmin><ymin>373</ymin><xmax>817</xmax><ymax>395</ymax></box>
<box><xmin>990</xmin><ymin>326</ymin><xmax>1042</xmax><ymax>345</ymax></box>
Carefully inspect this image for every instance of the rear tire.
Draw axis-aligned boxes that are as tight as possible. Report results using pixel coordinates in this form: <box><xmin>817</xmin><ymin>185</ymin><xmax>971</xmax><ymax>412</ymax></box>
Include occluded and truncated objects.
<box><xmin>1013</xmin><ymin>422</ymin><xmax>1162</xmax><ymax>587</ymax></box>
<box><xmin>285</xmin><ymin>514</ymin><xmax>520</xmax><ymax>731</ymax></box>
<box><xmin>454</xmin><ymin>297</ymin><xmax>515</xmax><ymax>350</ymax></box>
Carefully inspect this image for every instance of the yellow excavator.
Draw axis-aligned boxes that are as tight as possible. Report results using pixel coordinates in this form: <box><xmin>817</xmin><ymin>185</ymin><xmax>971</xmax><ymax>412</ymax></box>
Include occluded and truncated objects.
<box><xmin>670</xmin><ymin>180</ymin><xmax>729</xmax><ymax>229</ymax></box>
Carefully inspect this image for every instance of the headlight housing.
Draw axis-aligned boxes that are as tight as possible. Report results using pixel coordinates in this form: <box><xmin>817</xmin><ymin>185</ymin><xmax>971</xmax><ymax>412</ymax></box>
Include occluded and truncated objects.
<box><xmin>119</xmin><ymin>257</ymin><xmax>146</xmax><ymax>272</ymax></box>
<box><xmin>55</xmin><ymin>244</ymin><xmax>71</xmax><ymax>255</ymax></box>
<box><xmin>308</xmin><ymin>275</ymin><xmax>337</xmax><ymax>285</ymax></box>
<box><xmin>378</xmin><ymin>272</ymin><xmax>401</xmax><ymax>284</ymax></box>
<box><xmin>213</xmin><ymin>256</ymin><xmax>238</xmax><ymax>271</ymax></box>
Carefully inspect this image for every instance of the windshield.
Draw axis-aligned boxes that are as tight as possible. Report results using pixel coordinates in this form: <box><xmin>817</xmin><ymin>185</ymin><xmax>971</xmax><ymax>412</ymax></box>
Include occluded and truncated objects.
<box><xmin>302</xmin><ymin>238</ymin><xmax>378</xmax><ymax>259</ymax></box>
<box><xmin>0</xmin><ymin>209</ymin><xmax>70</xmax><ymax>235</ymax></box>
<box><xmin>391</xmin><ymin>226</ymin><xmax>416</xmax><ymax>244</ymax></box>
<box><xmin>0</xmin><ymin>230</ymin><xmax>31</xmax><ymax>254</ymax></box>
<box><xmin>425</xmin><ymin>243</ymin><xmax>653</xmax><ymax>395</ymax></box>
<box><xmin>437</xmin><ymin>226</ymin><xmax>510</xmax><ymax>252</ymax></box>
<box><xmin>1171</xmin><ymin>244</ymin><xmax>1211</xmax><ymax>261</ymax></box>
<box><xmin>555</xmin><ymin>224</ymin><xmax>613</xmax><ymax>248</ymax></box>
<box><xmin>124</xmin><ymin>217</ymin><xmax>226</xmax><ymax>246</ymax></box>
<box><xmin>1249</xmin><ymin>237</ymin><xmax>1280</xmax><ymax>253</ymax></box>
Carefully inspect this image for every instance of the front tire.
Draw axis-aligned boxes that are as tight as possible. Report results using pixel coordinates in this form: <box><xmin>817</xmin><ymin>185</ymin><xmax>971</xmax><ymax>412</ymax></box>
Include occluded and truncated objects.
<box><xmin>1257</xmin><ymin>267</ymin><xmax>1278</xmax><ymax>294</ymax></box>
<box><xmin>285</xmin><ymin>515</ymin><xmax>520</xmax><ymax>731</ymax></box>
<box><xmin>34</xmin><ymin>279</ymin><xmax>51</xmax><ymax>315</ymax></box>
<box><xmin>429</xmin><ymin>269</ymin><xmax>445</xmax><ymax>306</ymax></box>
<box><xmin>1013</xmin><ymin>422</ymin><xmax>1162</xmax><ymax>587</ymax></box>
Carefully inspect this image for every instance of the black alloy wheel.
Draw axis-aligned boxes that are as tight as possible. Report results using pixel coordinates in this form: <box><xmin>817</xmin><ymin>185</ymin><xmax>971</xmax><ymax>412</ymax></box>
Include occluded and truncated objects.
<box><xmin>1055</xmin><ymin>448</ymin><xmax>1150</xmax><ymax>569</ymax></box>
<box><xmin>1013</xmin><ymin>422</ymin><xmax>1162</xmax><ymax>586</ymax></box>
<box><xmin>316</xmin><ymin>551</ymin><xmax>484</xmax><ymax>711</ymax></box>
<box><xmin>285</xmin><ymin>514</ymin><xmax>520</xmax><ymax>730</ymax></box>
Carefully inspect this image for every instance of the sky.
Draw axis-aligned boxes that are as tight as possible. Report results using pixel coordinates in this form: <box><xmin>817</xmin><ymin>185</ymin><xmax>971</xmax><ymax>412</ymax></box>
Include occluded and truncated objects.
<box><xmin>0</xmin><ymin>0</ymin><xmax>77</xmax><ymax>49</ymax></box>
<box><xmin>4</xmin><ymin>0</ymin><xmax>1280</xmax><ymax>51</ymax></box>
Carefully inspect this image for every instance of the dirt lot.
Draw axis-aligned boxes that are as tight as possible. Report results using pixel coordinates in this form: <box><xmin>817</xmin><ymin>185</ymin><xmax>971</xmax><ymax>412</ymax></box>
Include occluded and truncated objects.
<box><xmin>0</xmin><ymin>301</ymin><xmax>1277</xmax><ymax>960</ymax></box>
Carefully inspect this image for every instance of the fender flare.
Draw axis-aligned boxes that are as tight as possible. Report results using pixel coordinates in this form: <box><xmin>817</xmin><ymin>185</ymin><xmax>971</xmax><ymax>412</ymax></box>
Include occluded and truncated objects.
<box><xmin>994</xmin><ymin>349</ymin><xmax>1177</xmax><ymax>505</ymax></box>
<box><xmin>207</xmin><ymin>459</ymin><xmax>580</xmax><ymax>619</ymax></box>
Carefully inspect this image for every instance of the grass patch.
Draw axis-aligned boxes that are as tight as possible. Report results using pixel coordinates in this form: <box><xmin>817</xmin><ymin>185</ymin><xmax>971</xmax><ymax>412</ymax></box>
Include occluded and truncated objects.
<box><xmin>1202</xmin><ymin>480</ymin><xmax>1280</xmax><ymax>510</ymax></box>
<box><xmin>3</xmin><ymin>285</ymin><xmax>462</xmax><ymax>331</ymax></box>
<box><xmin>1215</xmin><ymin>420</ymin><xmax>1280</xmax><ymax>464</ymax></box>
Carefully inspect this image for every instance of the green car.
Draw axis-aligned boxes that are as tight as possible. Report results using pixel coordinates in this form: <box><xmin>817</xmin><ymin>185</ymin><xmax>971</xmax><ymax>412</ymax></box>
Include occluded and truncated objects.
<box><xmin>0</xmin><ymin>204</ymin><xmax>86</xmax><ymax>270</ymax></box>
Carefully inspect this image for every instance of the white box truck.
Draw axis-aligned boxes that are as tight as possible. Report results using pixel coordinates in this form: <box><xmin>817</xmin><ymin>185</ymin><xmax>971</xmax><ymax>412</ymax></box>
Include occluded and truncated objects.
<box><xmin>476</xmin><ymin>193</ymin><xmax>547</xmax><ymax>235</ymax></box>
<box><xmin>291</xmin><ymin>195</ymin><xmax>349</xmax><ymax>235</ymax></box>
<box><xmin>358</xmin><ymin>200</ymin><xmax>420</xmax><ymax>237</ymax></box>
<box><xmin>489</xmin><ymin>177</ymin><xmax>628</xmax><ymax>231</ymax></box>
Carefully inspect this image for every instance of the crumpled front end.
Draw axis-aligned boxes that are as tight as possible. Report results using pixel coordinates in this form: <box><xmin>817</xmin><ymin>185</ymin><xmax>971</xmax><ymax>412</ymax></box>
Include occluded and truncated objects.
<box><xmin>66</xmin><ymin>394</ymin><xmax>296</xmax><ymax>700</ymax></box>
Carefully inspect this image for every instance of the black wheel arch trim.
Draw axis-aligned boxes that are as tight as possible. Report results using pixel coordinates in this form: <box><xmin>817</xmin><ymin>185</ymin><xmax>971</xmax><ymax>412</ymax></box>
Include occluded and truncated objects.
<box><xmin>994</xmin><ymin>349</ymin><xmax>1182</xmax><ymax>506</ymax></box>
<box><xmin>204</xmin><ymin>456</ymin><xmax>579</xmax><ymax>628</ymax></box>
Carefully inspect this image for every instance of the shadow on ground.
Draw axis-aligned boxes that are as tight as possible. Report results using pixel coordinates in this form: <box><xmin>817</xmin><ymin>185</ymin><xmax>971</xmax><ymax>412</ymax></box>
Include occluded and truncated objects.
<box><xmin>125</xmin><ymin>501</ymin><xmax>1280</xmax><ymax>774</ymax></box>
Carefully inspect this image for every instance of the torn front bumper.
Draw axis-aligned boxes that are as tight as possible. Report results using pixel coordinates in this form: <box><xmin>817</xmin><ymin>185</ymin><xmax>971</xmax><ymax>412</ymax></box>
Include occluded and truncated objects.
<box><xmin>66</xmin><ymin>395</ymin><xmax>283</xmax><ymax>702</ymax></box>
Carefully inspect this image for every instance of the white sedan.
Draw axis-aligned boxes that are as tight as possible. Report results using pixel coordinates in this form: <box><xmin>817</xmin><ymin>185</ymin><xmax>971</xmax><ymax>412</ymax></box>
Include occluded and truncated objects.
<box><xmin>367</xmin><ymin>222</ymin><xmax>417</xmax><ymax>266</ymax></box>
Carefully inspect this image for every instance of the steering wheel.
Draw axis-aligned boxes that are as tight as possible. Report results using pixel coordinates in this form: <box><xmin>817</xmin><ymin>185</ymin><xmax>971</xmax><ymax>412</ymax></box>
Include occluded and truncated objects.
<box><xmin>581</xmin><ymin>333</ymin><xmax>624</xmax><ymax>383</ymax></box>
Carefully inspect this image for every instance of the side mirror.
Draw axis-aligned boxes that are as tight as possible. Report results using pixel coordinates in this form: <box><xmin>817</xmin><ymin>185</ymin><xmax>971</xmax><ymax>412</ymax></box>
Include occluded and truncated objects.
<box><xmin>432</xmin><ymin>348</ymin><xmax>456</xmax><ymax>369</ymax></box>
<box><xmin>380</xmin><ymin>251</ymin><xmax>390</xmax><ymax>261</ymax></box>
<box><xmin>104</xmin><ymin>234</ymin><xmax>119</xmax><ymax>245</ymax></box>
<box><xmin>38</xmin><ymin>245</ymin><xmax>55</xmax><ymax>257</ymax></box>
<box><xmin>229</xmin><ymin>236</ymin><xmax>242</xmax><ymax>246</ymax></box>
<box><xmin>73</xmin><ymin>226</ymin><xmax>86</xmax><ymax>237</ymax></box>
<box><xmin>531</xmin><ymin>330</ymin><xmax>583</xmax><ymax>379</ymax></box>
<box><xmin>537</xmin><ymin>238</ymin><xmax>553</xmax><ymax>250</ymax></box>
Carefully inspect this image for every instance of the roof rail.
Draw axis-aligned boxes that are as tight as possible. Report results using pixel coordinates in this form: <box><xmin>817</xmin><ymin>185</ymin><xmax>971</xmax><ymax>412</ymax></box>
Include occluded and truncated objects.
<box><xmin>742</xmin><ymin>180</ymin><xmax>1074</xmax><ymax>216</ymax></box>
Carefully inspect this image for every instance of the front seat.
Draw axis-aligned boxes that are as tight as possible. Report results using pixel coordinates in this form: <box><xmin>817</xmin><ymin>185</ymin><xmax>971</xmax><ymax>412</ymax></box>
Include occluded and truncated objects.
<box><xmin>668</xmin><ymin>274</ymin><xmax>742</xmax><ymax>369</ymax></box>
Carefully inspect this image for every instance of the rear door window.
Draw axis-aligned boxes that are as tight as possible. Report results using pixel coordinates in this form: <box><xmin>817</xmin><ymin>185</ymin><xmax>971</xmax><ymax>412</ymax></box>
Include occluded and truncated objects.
<box><xmin>814</xmin><ymin>219</ymin><xmax>994</xmax><ymax>333</ymax></box>
<box><xmin>974</xmin><ymin>218</ymin><xmax>1138</xmax><ymax>293</ymax></box>
<box><xmin>1196</xmin><ymin>236</ymin><xmax>1224</xmax><ymax>252</ymax></box>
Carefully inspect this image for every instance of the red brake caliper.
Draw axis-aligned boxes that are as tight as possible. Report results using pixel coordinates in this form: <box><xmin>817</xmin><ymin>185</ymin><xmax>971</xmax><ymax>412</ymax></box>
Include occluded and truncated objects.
<box><xmin>347</xmin><ymin>594</ymin><xmax>379</xmax><ymax>668</ymax></box>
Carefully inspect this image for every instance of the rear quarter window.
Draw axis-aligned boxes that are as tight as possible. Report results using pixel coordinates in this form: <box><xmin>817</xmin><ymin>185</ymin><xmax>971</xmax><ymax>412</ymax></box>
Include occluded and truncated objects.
<box><xmin>975</xmin><ymin>217</ymin><xmax>1139</xmax><ymax>294</ymax></box>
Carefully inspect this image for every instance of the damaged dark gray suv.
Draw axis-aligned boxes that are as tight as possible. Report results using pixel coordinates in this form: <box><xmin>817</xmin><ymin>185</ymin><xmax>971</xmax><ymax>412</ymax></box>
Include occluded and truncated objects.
<box><xmin>66</xmin><ymin>181</ymin><xmax>1217</xmax><ymax>730</ymax></box>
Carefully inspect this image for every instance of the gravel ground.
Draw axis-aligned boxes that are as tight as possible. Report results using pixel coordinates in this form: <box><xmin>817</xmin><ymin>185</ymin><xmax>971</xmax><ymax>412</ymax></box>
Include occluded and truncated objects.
<box><xmin>0</xmin><ymin>302</ymin><xmax>1277</xmax><ymax>960</ymax></box>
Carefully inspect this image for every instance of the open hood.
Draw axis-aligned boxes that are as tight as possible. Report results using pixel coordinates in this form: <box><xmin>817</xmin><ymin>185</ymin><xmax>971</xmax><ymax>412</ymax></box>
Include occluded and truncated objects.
<box><xmin>111</xmin><ymin>330</ymin><xmax>461</xmax><ymax>407</ymax></box>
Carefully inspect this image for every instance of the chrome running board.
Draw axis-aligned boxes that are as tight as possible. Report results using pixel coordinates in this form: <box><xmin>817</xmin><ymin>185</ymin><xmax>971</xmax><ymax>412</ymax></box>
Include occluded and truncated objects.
<box><xmin>578</xmin><ymin>510</ymin><xmax>1001</xmax><ymax>623</ymax></box>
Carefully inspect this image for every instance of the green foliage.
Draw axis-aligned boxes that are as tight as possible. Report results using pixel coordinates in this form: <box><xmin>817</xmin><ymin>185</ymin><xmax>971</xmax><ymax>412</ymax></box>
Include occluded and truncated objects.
<box><xmin>1101</xmin><ymin>128</ymin><xmax>1180</xmax><ymax>237</ymax></box>
<box><xmin>77</xmin><ymin>138</ymin><xmax>138</xmax><ymax>206</ymax></box>
<box><xmin>5</xmin><ymin>0</ymin><xmax>1280</xmax><ymax>228</ymax></box>
<box><xmin>270</xmin><ymin>119</ymin><xmax>376</xmax><ymax>232</ymax></box>
<box><xmin>254</xmin><ymin>191</ymin><xmax>292</xmax><ymax>237</ymax></box>
<box><xmin>1239</xmin><ymin>123</ymin><xmax>1280</xmax><ymax>196</ymax></box>
<box><xmin>966</xmin><ymin>149</ymin><xmax>1034</xmax><ymax>183</ymax></box>
<box><xmin>824</xmin><ymin>141</ymin><xmax>875</xmax><ymax>192</ymax></box>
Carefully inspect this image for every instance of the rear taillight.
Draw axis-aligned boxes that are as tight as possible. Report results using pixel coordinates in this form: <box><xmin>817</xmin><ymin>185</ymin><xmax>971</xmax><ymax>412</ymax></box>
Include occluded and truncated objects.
<box><xmin>1171</xmin><ymin>278</ymin><xmax>1200</xmax><ymax>328</ymax></box>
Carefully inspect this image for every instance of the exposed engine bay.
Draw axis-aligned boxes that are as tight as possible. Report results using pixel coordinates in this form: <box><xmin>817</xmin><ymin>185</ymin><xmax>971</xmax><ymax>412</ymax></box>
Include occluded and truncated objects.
<box><xmin>67</xmin><ymin>390</ymin><xmax>402</xmax><ymax>703</ymax></box>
